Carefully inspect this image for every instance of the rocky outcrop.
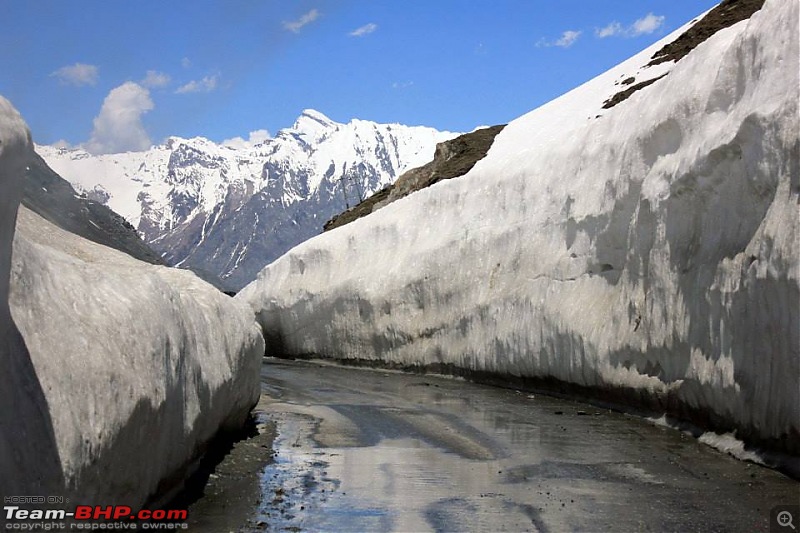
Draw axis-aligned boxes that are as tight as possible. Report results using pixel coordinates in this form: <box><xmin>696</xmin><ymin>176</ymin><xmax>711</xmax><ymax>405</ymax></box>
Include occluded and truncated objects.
<box><xmin>647</xmin><ymin>0</ymin><xmax>766</xmax><ymax>66</ymax></box>
<box><xmin>324</xmin><ymin>125</ymin><xmax>505</xmax><ymax>231</ymax></box>
<box><xmin>603</xmin><ymin>0</ymin><xmax>767</xmax><ymax>109</ymax></box>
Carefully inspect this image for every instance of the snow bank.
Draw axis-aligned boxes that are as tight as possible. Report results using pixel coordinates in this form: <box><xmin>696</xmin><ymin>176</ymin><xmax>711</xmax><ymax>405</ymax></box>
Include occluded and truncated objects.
<box><xmin>0</xmin><ymin>97</ymin><xmax>65</xmax><ymax>498</ymax></box>
<box><xmin>241</xmin><ymin>0</ymin><xmax>799</xmax><ymax>458</ymax></box>
<box><xmin>0</xmin><ymin>96</ymin><xmax>264</xmax><ymax>506</ymax></box>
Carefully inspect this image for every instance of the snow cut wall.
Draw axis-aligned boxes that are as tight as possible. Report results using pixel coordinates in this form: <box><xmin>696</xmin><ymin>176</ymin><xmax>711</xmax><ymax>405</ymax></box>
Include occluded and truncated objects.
<box><xmin>241</xmin><ymin>0</ymin><xmax>799</xmax><ymax>457</ymax></box>
<box><xmin>0</xmin><ymin>96</ymin><xmax>265</xmax><ymax>507</ymax></box>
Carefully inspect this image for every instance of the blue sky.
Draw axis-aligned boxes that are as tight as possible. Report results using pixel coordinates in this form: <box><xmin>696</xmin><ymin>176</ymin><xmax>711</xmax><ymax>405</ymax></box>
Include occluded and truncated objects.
<box><xmin>1</xmin><ymin>0</ymin><xmax>718</xmax><ymax>153</ymax></box>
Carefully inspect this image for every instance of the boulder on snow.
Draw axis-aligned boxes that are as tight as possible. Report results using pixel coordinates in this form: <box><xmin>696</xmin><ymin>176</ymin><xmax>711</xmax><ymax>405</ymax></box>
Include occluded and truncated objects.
<box><xmin>0</xmin><ymin>96</ymin><xmax>265</xmax><ymax>508</ymax></box>
<box><xmin>241</xmin><ymin>0</ymin><xmax>799</xmax><ymax>466</ymax></box>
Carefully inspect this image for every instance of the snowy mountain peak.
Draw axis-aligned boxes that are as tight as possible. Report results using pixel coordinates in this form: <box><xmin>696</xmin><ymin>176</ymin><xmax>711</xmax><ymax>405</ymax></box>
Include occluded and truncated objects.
<box><xmin>299</xmin><ymin>108</ymin><xmax>335</xmax><ymax>124</ymax></box>
<box><xmin>37</xmin><ymin>111</ymin><xmax>458</xmax><ymax>289</ymax></box>
<box><xmin>288</xmin><ymin>109</ymin><xmax>339</xmax><ymax>145</ymax></box>
<box><xmin>164</xmin><ymin>135</ymin><xmax>219</xmax><ymax>153</ymax></box>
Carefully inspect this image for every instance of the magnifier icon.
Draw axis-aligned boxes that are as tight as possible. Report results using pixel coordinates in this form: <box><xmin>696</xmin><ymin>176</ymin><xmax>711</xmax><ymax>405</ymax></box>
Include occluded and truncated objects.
<box><xmin>778</xmin><ymin>510</ymin><xmax>796</xmax><ymax>530</ymax></box>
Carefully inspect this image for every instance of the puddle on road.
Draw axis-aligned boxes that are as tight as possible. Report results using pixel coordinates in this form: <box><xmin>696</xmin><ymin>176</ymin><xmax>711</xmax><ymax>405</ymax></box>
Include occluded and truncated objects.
<box><xmin>255</xmin><ymin>412</ymin><xmax>537</xmax><ymax>532</ymax></box>
<box><xmin>251</xmin><ymin>360</ymin><xmax>798</xmax><ymax>532</ymax></box>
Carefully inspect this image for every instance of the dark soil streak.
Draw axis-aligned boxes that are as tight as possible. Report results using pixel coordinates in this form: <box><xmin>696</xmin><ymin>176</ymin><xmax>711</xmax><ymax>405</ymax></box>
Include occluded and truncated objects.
<box><xmin>602</xmin><ymin>0</ymin><xmax>766</xmax><ymax>109</ymax></box>
<box><xmin>648</xmin><ymin>0</ymin><xmax>767</xmax><ymax>66</ymax></box>
<box><xmin>324</xmin><ymin>125</ymin><xmax>505</xmax><ymax>232</ymax></box>
<box><xmin>602</xmin><ymin>74</ymin><xmax>668</xmax><ymax>109</ymax></box>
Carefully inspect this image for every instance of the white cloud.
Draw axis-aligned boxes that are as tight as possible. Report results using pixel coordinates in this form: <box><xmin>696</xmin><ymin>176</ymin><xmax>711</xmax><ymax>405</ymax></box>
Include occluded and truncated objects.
<box><xmin>175</xmin><ymin>74</ymin><xmax>219</xmax><ymax>94</ymax></box>
<box><xmin>181</xmin><ymin>57</ymin><xmax>192</xmax><ymax>69</ymax></box>
<box><xmin>392</xmin><ymin>81</ymin><xmax>414</xmax><ymax>89</ymax></box>
<box><xmin>221</xmin><ymin>129</ymin><xmax>272</xmax><ymax>150</ymax></box>
<box><xmin>537</xmin><ymin>30</ymin><xmax>581</xmax><ymax>48</ymax></box>
<box><xmin>248</xmin><ymin>129</ymin><xmax>271</xmax><ymax>144</ymax></box>
<box><xmin>284</xmin><ymin>9</ymin><xmax>320</xmax><ymax>33</ymax></box>
<box><xmin>141</xmin><ymin>70</ymin><xmax>171</xmax><ymax>88</ymax></box>
<box><xmin>555</xmin><ymin>30</ymin><xmax>581</xmax><ymax>47</ymax></box>
<box><xmin>595</xmin><ymin>22</ymin><xmax>623</xmax><ymax>38</ymax></box>
<box><xmin>349</xmin><ymin>23</ymin><xmax>377</xmax><ymax>37</ymax></box>
<box><xmin>51</xmin><ymin>139</ymin><xmax>74</xmax><ymax>150</ymax></box>
<box><xmin>596</xmin><ymin>13</ymin><xmax>665</xmax><ymax>38</ymax></box>
<box><xmin>632</xmin><ymin>13</ymin><xmax>665</xmax><ymax>35</ymax></box>
<box><xmin>221</xmin><ymin>137</ymin><xmax>248</xmax><ymax>150</ymax></box>
<box><xmin>85</xmin><ymin>82</ymin><xmax>153</xmax><ymax>155</ymax></box>
<box><xmin>51</xmin><ymin>63</ymin><xmax>99</xmax><ymax>86</ymax></box>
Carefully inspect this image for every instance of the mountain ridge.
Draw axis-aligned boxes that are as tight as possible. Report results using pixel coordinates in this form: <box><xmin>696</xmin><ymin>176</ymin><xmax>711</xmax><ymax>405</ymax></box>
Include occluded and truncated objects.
<box><xmin>38</xmin><ymin>110</ymin><xmax>457</xmax><ymax>290</ymax></box>
<box><xmin>21</xmin><ymin>151</ymin><xmax>165</xmax><ymax>267</ymax></box>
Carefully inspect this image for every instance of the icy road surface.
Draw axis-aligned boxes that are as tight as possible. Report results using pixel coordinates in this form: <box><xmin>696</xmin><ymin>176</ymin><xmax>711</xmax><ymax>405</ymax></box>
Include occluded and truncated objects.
<box><xmin>255</xmin><ymin>358</ymin><xmax>797</xmax><ymax>532</ymax></box>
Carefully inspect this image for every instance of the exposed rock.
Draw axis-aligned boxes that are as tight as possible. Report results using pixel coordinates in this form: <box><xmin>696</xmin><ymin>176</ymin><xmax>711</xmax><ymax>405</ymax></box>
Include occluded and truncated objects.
<box><xmin>648</xmin><ymin>0</ymin><xmax>767</xmax><ymax>66</ymax></box>
<box><xmin>324</xmin><ymin>125</ymin><xmax>505</xmax><ymax>231</ymax></box>
<box><xmin>602</xmin><ymin>0</ymin><xmax>767</xmax><ymax>110</ymax></box>
<box><xmin>603</xmin><ymin>74</ymin><xmax>668</xmax><ymax>109</ymax></box>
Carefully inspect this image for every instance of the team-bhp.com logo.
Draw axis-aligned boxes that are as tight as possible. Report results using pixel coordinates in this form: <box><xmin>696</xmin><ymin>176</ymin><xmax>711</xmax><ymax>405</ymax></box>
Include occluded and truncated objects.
<box><xmin>4</xmin><ymin>503</ymin><xmax>188</xmax><ymax>530</ymax></box>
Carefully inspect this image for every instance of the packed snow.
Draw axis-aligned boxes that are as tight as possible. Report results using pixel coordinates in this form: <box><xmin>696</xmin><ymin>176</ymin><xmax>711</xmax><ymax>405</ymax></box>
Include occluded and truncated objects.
<box><xmin>0</xmin><ymin>96</ymin><xmax>265</xmax><ymax>506</ymax></box>
<box><xmin>241</xmin><ymin>0</ymin><xmax>799</xmax><ymax>461</ymax></box>
<box><xmin>0</xmin><ymin>96</ymin><xmax>60</xmax><ymax>498</ymax></box>
<box><xmin>38</xmin><ymin>111</ymin><xmax>457</xmax><ymax>289</ymax></box>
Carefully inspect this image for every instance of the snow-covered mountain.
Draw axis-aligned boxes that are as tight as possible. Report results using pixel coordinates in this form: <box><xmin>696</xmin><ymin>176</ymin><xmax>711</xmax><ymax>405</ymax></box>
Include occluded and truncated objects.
<box><xmin>241</xmin><ymin>0</ymin><xmax>799</xmax><ymax>468</ymax></box>
<box><xmin>37</xmin><ymin>110</ymin><xmax>456</xmax><ymax>290</ymax></box>
<box><xmin>21</xmin><ymin>151</ymin><xmax>165</xmax><ymax>267</ymax></box>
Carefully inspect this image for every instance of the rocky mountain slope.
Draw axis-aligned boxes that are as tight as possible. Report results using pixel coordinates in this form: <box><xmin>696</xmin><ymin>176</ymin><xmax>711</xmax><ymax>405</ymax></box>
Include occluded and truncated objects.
<box><xmin>324</xmin><ymin>124</ymin><xmax>506</xmax><ymax>231</ymax></box>
<box><xmin>39</xmin><ymin>111</ymin><xmax>456</xmax><ymax>290</ymax></box>
<box><xmin>240</xmin><ymin>0</ymin><xmax>798</xmax><ymax>471</ymax></box>
<box><xmin>22</xmin><ymin>151</ymin><xmax>164</xmax><ymax>266</ymax></box>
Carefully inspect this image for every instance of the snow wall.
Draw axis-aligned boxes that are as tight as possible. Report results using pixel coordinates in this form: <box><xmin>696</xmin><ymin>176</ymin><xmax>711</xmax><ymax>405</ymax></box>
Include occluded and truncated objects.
<box><xmin>241</xmin><ymin>0</ymin><xmax>799</xmax><ymax>459</ymax></box>
<box><xmin>0</xmin><ymin>97</ymin><xmax>265</xmax><ymax>507</ymax></box>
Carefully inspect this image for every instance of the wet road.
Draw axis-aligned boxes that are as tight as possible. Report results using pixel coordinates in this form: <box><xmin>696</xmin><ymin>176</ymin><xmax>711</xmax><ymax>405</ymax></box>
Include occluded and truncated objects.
<box><xmin>255</xmin><ymin>358</ymin><xmax>798</xmax><ymax>532</ymax></box>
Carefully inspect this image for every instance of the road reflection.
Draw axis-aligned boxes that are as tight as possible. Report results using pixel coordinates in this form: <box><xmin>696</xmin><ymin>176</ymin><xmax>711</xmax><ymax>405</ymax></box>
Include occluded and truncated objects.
<box><xmin>255</xmin><ymin>358</ymin><xmax>798</xmax><ymax>532</ymax></box>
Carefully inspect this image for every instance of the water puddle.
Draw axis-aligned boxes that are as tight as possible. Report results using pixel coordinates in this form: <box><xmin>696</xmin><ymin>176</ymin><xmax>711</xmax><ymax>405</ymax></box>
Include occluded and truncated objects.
<box><xmin>249</xmin><ymin>359</ymin><xmax>798</xmax><ymax>532</ymax></box>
